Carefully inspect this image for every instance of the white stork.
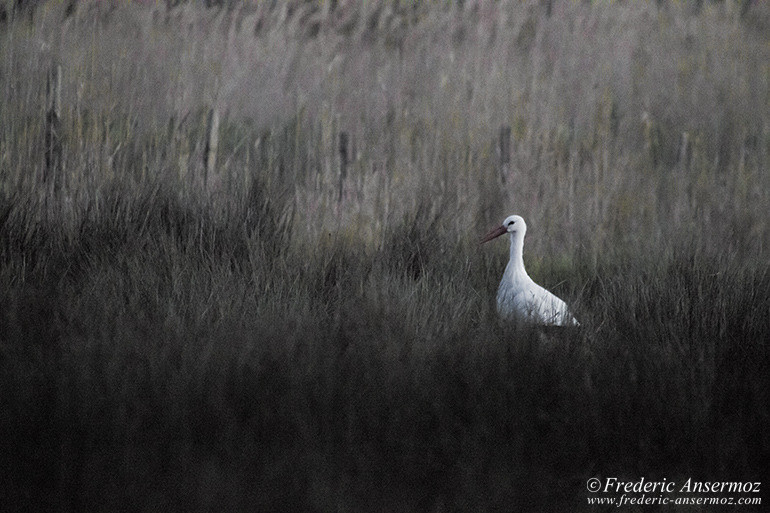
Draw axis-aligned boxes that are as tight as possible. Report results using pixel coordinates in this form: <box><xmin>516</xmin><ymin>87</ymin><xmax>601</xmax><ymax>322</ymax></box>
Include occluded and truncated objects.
<box><xmin>481</xmin><ymin>215</ymin><xmax>579</xmax><ymax>326</ymax></box>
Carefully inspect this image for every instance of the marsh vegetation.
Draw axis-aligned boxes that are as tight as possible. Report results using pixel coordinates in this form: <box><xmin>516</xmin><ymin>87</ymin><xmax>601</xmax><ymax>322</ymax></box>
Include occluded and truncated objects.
<box><xmin>1</xmin><ymin>1</ymin><xmax>769</xmax><ymax>511</ymax></box>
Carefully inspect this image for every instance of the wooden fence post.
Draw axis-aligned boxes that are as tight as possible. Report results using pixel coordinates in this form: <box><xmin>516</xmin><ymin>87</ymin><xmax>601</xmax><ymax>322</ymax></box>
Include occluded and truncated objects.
<box><xmin>45</xmin><ymin>64</ymin><xmax>62</xmax><ymax>188</ymax></box>
<box><xmin>498</xmin><ymin>124</ymin><xmax>511</xmax><ymax>185</ymax></box>
<box><xmin>338</xmin><ymin>131</ymin><xmax>349</xmax><ymax>203</ymax></box>
<box><xmin>678</xmin><ymin>131</ymin><xmax>690</xmax><ymax>172</ymax></box>
<box><xmin>543</xmin><ymin>0</ymin><xmax>553</xmax><ymax>17</ymax></box>
<box><xmin>205</xmin><ymin>107</ymin><xmax>220</xmax><ymax>180</ymax></box>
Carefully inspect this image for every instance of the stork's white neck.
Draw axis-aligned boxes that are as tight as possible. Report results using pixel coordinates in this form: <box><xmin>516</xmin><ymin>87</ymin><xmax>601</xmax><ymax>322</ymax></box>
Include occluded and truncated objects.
<box><xmin>508</xmin><ymin>230</ymin><xmax>526</xmax><ymax>276</ymax></box>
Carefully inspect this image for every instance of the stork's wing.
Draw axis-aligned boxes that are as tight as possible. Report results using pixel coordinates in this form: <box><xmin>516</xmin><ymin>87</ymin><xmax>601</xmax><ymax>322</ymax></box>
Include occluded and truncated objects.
<box><xmin>498</xmin><ymin>281</ymin><xmax>578</xmax><ymax>326</ymax></box>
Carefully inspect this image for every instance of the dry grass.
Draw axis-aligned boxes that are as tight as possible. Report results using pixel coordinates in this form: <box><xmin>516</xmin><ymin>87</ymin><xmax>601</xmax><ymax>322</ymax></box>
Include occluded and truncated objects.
<box><xmin>3</xmin><ymin>0</ymin><xmax>769</xmax><ymax>256</ymax></box>
<box><xmin>1</xmin><ymin>1</ymin><xmax>769</xmax><ymax>511</ymax></box>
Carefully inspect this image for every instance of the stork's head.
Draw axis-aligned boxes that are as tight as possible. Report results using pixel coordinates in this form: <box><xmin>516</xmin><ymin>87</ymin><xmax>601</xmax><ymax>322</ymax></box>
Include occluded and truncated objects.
<box><xmin>480</xmin><ymin>215</ymin><xmax>526</xmax><ymax>244</ymax></box>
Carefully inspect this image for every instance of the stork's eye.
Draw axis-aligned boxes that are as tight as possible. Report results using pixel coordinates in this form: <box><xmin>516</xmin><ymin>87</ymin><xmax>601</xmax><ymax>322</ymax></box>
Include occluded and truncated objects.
<box><xmin>507</xmin><ymin>220</ymin><xmax>515</xmax><ymax>226</ymax></box>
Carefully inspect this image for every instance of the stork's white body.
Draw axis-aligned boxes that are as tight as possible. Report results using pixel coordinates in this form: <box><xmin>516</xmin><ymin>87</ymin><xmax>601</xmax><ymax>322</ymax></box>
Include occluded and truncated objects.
<box><xmin>483</xmin><ymin>215</ymin><xmax>578</xmax><ymax>326</ymax></box>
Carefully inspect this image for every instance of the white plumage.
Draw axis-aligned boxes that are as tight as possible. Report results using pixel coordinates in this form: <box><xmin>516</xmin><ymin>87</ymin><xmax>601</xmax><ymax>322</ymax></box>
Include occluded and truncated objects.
<box><xmin>481</xmin><ymin>215</ymin><xmax>579</xmax><ymax>326</ymax></box>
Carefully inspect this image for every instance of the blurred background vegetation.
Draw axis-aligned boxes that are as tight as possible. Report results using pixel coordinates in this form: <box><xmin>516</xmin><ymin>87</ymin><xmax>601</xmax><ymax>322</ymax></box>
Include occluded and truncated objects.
<box><xmin>1</xmin><ymin>0</ymin><xmax>768</xmax><ymax>258</ymax></box>
<box><xmin>1</xmin><ymin>0</ymin><xmax>769</xmax><ymax>511</ymax></box>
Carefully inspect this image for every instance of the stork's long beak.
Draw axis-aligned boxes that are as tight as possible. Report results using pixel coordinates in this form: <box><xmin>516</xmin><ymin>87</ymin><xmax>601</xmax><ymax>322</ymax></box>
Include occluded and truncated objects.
<box><xmin>480</xmin><ymin>224</ymin><xmax>507</xmax><ymax>244</ymax></box>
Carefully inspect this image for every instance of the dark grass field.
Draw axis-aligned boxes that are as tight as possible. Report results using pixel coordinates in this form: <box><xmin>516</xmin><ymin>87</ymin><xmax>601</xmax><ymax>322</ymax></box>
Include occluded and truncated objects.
<box><xmin>2</xmin><ymin>186</ymin><xmax>768</xmax><ymax>511</ymax></box>
<box><xmin>2</xmin><ymin>1</ymin><xmax>770</xmax><ymax>511</ymax></box>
